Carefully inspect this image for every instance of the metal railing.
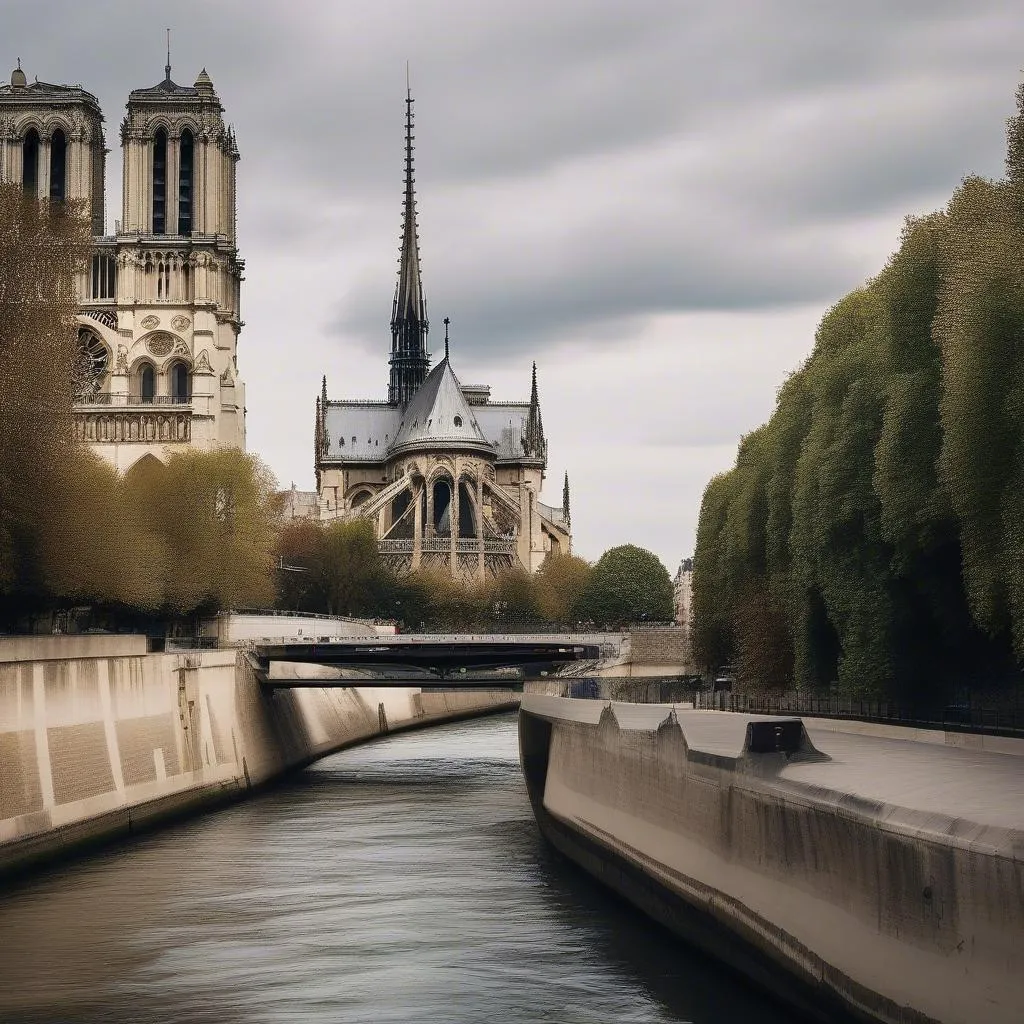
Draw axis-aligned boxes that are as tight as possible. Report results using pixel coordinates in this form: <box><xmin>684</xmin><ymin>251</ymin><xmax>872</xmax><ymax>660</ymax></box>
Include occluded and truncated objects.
<box><xmin>700</xmin><ymin>691</ymin><xmax>1024</xmax><ymax>739</ymax></box>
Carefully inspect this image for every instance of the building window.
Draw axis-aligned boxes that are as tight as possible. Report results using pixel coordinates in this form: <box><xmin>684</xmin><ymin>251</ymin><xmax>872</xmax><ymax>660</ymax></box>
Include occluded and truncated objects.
<box><xmin>49</xmin><ymin>128</ymin><xmax>66</xmax><ymax>201</ymax></box>
<box><xmin>152</xmin><ymin>128</ymin><xmax>167</xmax><ymax>234</ymax></box>
<box><xmin>178</xmin><ymin>128</ymin><xmax>193</xmax><ymax>235</ymax></box>
<box><xmin>139</xmin><ymin>364</ymin><xmax>155</xmax><ymax>403</ymax></box>
<box><xmin>170</xmin><ymin>361</ymin><xmax>190</xmax><ymax>402</ymax></box>
<box><xmin>90</xmin><ymin>252</ymin><xmax>117</xmax><ymax>300</ymax></box>
<box><xmin>156</xmin><ymin>260</ymin><xmax>172</xmax><ymax>299</ymax></box>
<box><xmin>453</xmin><ymin>416</ymin><xmax>463</xmax><ymax>427</ymax></box>
<box><xmin>22</xmin><ymin>128</ymin><xmax>39</xmax><ymax>196</ymax></box>
<box><xmin>72</xmin><ymin>329</ymin><xmax>108</xmax><ymax>400</ymax></box>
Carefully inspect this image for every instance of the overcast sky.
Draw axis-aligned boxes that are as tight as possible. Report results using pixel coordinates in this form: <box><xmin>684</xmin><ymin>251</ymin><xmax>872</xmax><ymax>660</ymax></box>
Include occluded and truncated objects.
<box><xmin>7</xmin><ymin>1</ymin><xmax>1024</xmax><ymax>571</ymax></box>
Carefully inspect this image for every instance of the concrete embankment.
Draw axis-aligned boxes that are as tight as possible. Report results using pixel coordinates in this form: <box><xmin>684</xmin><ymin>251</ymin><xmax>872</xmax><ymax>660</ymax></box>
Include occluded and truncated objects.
<box><xmin>0</xmin><ymin>636</ymin><xmax>517</xmax><ymax>879</ymax></box>
<box><xmin>518</xmin><ymin>695</ymin><xmax>1024</xmax><ymax>1024</ymax></box>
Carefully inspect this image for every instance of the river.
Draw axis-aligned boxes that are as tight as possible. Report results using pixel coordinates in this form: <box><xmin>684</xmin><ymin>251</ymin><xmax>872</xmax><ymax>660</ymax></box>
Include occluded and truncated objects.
<box><xmin>0</xmin><ymin>711</ymin><xmax>794</xmax><ymax>1024</ymax></box>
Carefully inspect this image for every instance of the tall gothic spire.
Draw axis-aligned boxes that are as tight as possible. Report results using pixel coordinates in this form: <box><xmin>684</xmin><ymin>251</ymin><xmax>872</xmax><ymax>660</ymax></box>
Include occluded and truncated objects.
<box><xmin>562</xmin><ymin>471</ymin><xmax>571</xmax><ymax>528</ymax></box>
<box><xmin>388</xmin><ymin>79</ymin><xmax>430</xmax><ymax>405</ymax></box>
<box><xmin>522</xmin><ymin>361</ymin><xmax>547</xmax><ymax>459</ymax></box>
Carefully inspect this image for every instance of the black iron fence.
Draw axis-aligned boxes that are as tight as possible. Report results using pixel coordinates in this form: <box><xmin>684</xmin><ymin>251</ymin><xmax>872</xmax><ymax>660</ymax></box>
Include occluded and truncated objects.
<box><xmin>699</xmin><ymin>691</ymin><xmax>1024</xmax><ymax>739</ymax></box>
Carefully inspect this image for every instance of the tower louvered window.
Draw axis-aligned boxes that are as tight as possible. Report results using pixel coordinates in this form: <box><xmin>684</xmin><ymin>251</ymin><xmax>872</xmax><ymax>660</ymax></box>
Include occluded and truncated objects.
<box><xmin>50</xmin><ymin>128</ymin><xmax>66</xmax><ymax>201</ymax></box>
<box><xmin>22</xmin><ymin>128</ymin><xmax>39</xmax><ymax>196</ymax></box>
<box><xmin>178</xmin><ymin>128</ymin><xmax>193</xmax><ymax>235</ymax></box>
<box><xmin>152</xmin><ymin>128</ymin><xmax>167</xmax><ymax>234</ymax></box>
<box><xmin>90</xmin><ymin>253</ymin><xmax>117</xmax><ymax>300</ymax></box>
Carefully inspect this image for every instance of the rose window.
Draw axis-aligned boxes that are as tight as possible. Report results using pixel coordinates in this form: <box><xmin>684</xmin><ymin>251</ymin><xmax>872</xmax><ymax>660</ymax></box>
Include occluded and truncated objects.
<box><xmin>72</xmin><ymin>330</ymin><xmax>109</xmax><ymax>399</ymax></box>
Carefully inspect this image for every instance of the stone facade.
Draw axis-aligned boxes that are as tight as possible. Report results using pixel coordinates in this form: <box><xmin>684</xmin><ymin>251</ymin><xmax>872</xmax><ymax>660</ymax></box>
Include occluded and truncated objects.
<box><xmin>674</xmin><ymin>557</ymin><xmax>693</xmax><ymax>632</ymax></box>
<box><xmin>0</xmin><ymin>60</ymin><xmax>246</xmax><ymax>474</ymax></box>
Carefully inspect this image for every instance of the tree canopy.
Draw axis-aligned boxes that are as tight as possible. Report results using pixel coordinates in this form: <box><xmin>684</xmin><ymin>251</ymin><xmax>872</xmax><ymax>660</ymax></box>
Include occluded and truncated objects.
<box><xmin>575</xmin><ymin>544</ymin><xmax>674</xmax><ymax>625</ymax></box>
<box><xmin>691</xmin><ymin>78</ymin><xmax>1024</xmax><ymax>699</ymax></box>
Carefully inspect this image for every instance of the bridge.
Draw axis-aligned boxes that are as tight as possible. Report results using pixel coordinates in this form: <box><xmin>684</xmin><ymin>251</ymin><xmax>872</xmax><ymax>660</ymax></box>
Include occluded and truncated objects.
<box><xmin>249</xmin><ymin>634</ymin><xmax>604</xmax><ymax>687</ymax></box>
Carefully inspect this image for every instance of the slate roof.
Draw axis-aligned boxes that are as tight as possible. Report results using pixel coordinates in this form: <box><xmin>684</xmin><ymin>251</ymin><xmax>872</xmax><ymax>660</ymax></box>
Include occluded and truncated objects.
<box><xmin>321</xmin><ymin>359</ymin><xmax>534</xmax><ymax>466</ymax></box>
<box><xmin>130</xmin><ymin>77</ymin><xmax>199</xmax><ymax>98</ymax></box>
<box><xmin>389</xmin><ymin>358</ymin><xmax>492</xmax><ymax>457</ymax></box>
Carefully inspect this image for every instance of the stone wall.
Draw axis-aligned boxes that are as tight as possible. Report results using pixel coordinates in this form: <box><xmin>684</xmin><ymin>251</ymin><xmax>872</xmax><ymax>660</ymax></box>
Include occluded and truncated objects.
<box><xmin>625</xmin><ymin>627</ymin><xmax>691</xmax><ymax>672</ymax></box>
<box><xmin>0</xmin><ymin>636</ymin><xmax>516</xmax><ymax>878</ymax></box>
<box><xmin>519</xmin><ymin>695</ymin><xmax>1024</xmax><ymax>1024</ymax></box>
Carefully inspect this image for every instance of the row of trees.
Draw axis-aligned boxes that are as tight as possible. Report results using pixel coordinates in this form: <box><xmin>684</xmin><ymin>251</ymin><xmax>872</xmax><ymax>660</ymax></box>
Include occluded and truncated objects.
<box><xmin>691</xmin><ymin>80</ymin><xmax>1024</xmax><ymax>700</ymax></box>
<box><xmin>275</xmin><ymin>522</ymin><xmax>675</xmax><ymax>630</ymax></box>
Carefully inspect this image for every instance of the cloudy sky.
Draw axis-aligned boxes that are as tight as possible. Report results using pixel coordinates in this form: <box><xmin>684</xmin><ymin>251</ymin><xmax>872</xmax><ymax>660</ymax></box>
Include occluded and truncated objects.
<box><xmin>7</xmin><ymin>1</ymin><xmax>1024</xmax><ymax>570</ymax></box>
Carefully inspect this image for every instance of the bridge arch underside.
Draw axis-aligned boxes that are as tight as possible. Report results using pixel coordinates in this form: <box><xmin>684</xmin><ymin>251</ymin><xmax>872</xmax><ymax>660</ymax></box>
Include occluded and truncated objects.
<box><xmin>367</xmin><ymin>458</ymin><xmax>519</xmax><ymax>581</ymax></box>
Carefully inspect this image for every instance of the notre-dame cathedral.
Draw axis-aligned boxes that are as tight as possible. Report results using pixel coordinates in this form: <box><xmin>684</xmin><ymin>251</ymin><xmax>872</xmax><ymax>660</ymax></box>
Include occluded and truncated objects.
<box><xmin>0</xmin><ymin>56</ymin><xmax>245</xmax><ymax>474</ymax></box>
<box><xmin>0</xmin><ymin>55</ymin><xmax>572</xmax><ymax>579</ymax></box>
<box><xmin>312</xmin><ymin>89</ymin><xmax>572</xmax><ymax>580</ymax></box>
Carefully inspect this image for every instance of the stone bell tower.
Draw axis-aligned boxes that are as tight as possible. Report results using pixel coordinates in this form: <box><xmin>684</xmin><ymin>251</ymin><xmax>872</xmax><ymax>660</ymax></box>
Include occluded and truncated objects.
<box><xmin>67</xmin><ymin>52</ymin><xmax>247</xmax><ymax>473</ymax></box>
<box><xmin>0</xmin><ymin>59</ymin><xmax>106</xmax><ymax>234</ymax></box>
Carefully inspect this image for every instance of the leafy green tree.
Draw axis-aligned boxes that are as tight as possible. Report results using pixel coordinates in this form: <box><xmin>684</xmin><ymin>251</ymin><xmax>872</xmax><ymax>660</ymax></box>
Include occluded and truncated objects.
<box><xmin>576</xmin><ymin>544</ymin><xmax>673</xmax><ymax>625</ymax></box>
<box><xmin>318</xmin><ymin>519</ymin><xmax>388</xmax><ymax>617</ymax></box>
<box><xmin>691</xmin><ymin>473</ymin><xmax>739</xmax><ymax>670</ymax></box>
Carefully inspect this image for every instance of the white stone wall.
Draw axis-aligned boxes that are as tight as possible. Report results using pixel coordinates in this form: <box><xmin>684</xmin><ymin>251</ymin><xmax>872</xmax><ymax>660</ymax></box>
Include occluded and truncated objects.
<box><xmin>0</xmin><ymin>637</ymin><xmax>516</xmax><ymax>877</ymax></box>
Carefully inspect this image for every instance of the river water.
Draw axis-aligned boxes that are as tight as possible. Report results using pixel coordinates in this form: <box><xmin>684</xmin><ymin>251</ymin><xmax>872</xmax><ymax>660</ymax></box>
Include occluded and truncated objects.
<box><xmin>0</xmin><ymin>712</ymin><xmax>794</xmax><ymax>1024</ymax></box>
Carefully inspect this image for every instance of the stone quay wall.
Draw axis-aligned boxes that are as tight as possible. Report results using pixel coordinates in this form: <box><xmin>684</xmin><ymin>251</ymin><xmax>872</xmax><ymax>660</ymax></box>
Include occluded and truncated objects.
<box><xmin>0</xmin><ymin>636</ymin><xmax>517</xmax><ymax>878</ymax></box>
<box><xmin>518</xmin><ymin>695</ymin><xmax>1024</xmax><ymax>1024</ymax></box>
<box><xmin>627</xmin><ymin>627</ymin><xmax>690</xmax><ymax>668</ymax></box>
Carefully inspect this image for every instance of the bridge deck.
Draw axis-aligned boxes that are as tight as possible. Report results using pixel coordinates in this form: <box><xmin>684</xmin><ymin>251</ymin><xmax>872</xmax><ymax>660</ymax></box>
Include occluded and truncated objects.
<box><xmin>252</xmin><ymin>635</ymin><xmax>604</xmax><ymax>682</ymax></box>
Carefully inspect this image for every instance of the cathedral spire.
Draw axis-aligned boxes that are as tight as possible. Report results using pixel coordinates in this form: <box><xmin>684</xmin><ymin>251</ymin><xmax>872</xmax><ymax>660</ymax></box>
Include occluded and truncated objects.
<box><xmin>522</xmin><ymin>361</ymin><xmax>546</xmax><ymax>459</ymax></box>
<box><xmin>562</xmin><ymin>471</ymin><xmax>571</xmax><ymax>528</ymax></box>
<box><xmin>388</xmin><ymin>77</ymin><xmax>430</xmax><ymax>405</ymax></box>
<box><xmin>165</xmin><ymin>28</ymin><xmax>172</xmax><ymax>82</ymax></box>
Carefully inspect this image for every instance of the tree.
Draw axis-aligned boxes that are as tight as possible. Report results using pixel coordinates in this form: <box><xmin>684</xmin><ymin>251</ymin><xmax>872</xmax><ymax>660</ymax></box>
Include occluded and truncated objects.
<box><xmin>533</xmin><ymin>553</ymin><xmax>591</xmax><ymax>624</ymax></box>
<box><xmin>275</xmin><ymin>518</ymin><xmax>325</xmax><ymax>612</ymax></box>
<box><xmin>0</xmin><ymin>185</ymin><xmax>91</xmax><ymax>608</ymax></box>
<box><xmin>318</xmin><ymin>518</ymin><xmax>388</xmax><ymax>617</ymax></box>
<box><xmin>487</xmin><ymin>565</ymin><xmax>541</xmax><ymax>627</ymax></box>
<box><xmin>576</xmin><ymin>544</ymin><xmax>673</xmax><ymax>625</ymax></box>
<box><xmin>128</xmin><ymin>448</ymin><xmax>280</xmax><ymax>614</ymax></box>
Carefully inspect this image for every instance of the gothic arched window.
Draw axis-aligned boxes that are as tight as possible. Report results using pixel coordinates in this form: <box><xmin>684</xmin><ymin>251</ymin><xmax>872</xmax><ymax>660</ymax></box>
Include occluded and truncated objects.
<box><xmin>22</xmin><ymin>128</ymin><xmax>39</xmax><ymax>196</ymax></box>
<box><xmin>170</xmin><ymin>361</ymin><xmax>190</xmax><ymax>402</ymax></box>
<box><xmin>139</xmin><ymin>364</ymin><xmax>155</xmax><ymax>403</ymax></box>
<box><xmin>152</xmin><ymin>128</ymin><xmax>167</xmax><ymax>234</ymax></box>
<box><xmin>178</xmin><ymin>128</ymin><xmax>193</xmax><ymax>235</ymax></box>
<box><xmin>49</xmin><ymin>128</ymin><xmax>66</xmax><ymax>201</ymax></box>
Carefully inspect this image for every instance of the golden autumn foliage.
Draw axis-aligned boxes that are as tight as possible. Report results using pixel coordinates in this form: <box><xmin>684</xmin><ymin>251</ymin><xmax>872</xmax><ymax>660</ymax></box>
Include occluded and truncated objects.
<box><xmin>0</xmin><ymin>185</ymin><xmax>92</xmax><ymax>599</ymax></box>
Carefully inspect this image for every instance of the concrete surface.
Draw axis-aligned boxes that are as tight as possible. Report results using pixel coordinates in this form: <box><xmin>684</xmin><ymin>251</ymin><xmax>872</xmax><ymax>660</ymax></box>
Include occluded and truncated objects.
<box><xmin>0</xmin><ymin>637</ymin><xmax>517</xmax><ymax>878</ymax></box>
<box><xmin>519</xmin><ymin>695</ymin><xmax>1024</xmax><ymax>1024</ymax></box>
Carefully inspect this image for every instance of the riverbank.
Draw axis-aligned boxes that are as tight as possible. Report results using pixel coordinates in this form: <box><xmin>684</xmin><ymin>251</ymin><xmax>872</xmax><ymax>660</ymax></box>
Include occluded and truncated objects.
<box><xmin>519</xmin><ymin>695</ymin><xmax>1024</xmax><ymax>1024</ymax></box>
<box><xmin>0</xmin><ymin>636</ymin><xmax>517</xmax><ymax>880</ymax></box>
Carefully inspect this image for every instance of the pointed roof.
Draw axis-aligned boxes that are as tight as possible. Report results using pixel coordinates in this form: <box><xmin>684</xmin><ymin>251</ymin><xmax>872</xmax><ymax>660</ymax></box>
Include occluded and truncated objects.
<box><xmin>392</xmin><ymin>85</ymin><xmax>426</xmax><ymax>326</ymax></box>
<box><xmin>522</xmin><ymin>361</ymin><xmax>546</xmax><ymax>459</ymax></box>
<box><xmin>388</xmin><ymin>355</ymin><xmax>493</xmax><ymax>457</ymax></box>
